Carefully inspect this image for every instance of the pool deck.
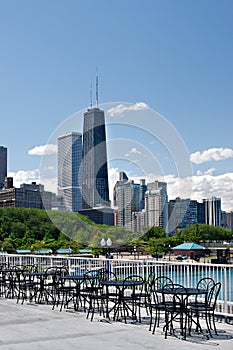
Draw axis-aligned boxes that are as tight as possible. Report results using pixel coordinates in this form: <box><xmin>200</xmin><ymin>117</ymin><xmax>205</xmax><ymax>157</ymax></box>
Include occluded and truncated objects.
<box><xmin>0</xmin><ymin>298</ymin><xmax>232</xmax><ymax>350</ymax></box>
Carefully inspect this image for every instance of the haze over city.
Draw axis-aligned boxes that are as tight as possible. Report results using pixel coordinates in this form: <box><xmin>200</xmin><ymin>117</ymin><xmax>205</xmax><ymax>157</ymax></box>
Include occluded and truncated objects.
<box><xmin>0</xmin><ymin>0</ymin><xmax>232</xmax><ymax>211</ymax></box>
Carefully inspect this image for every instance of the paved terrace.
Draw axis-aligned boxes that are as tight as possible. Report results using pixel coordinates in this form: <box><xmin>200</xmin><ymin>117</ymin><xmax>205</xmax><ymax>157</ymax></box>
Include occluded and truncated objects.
<box><xmin>0</xmin><ymin>298</ymin><xmax>233</xmax><ymax>350</ymax></box>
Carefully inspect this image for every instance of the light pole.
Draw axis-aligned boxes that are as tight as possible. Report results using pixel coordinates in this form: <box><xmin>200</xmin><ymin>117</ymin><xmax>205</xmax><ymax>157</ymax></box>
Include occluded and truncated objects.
<box><xmin>100</xmin><ymin>237</ymin><xmax>112</xmax><ymax>258</ymax></box>
<box><xmin>168</xmin><ymin>244</ymin><xmax>171</xmax><ymax>261</ymax></box>
<box><xmin>100</xmin><ymin>238</ymin><xmax>113</xmax><ymax>279</ymax></box>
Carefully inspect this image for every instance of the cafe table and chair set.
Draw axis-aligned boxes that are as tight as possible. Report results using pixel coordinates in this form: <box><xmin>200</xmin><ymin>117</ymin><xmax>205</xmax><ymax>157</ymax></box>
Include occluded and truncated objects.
<box><xmin>0</xmin><ymin>262</ymin><xmax>222</xmax><ymax>341</ymax></box>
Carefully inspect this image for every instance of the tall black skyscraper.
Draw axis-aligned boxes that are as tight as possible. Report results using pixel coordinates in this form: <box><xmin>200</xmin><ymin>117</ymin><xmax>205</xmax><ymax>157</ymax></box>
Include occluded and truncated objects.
<box><xmin>82</xmin><ymin>107</ymin><xmax>110</xmax><ymax>209</ymax></box>
<box><xmin>0</xmin><ymin>146</ymin><xmax>7</xmax><ymax>190</ymax></box>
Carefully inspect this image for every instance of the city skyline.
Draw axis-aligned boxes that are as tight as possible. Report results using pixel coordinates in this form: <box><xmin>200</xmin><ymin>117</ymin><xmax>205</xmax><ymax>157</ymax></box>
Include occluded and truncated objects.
<box><xmin>0</xmin><ymin>1</ymin><xmax>232</xmax><ymax>211</ymax></box>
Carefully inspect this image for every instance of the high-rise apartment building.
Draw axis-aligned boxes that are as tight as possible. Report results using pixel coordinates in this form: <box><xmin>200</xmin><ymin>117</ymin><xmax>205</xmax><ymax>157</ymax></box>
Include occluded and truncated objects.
<box><xmin>58</xmin><ymin>132</ymin><xmax>82</xmax><ymax>212</ymax></box>
<box><xmin>226</xmin><ymin>212</ymin><xmax>233</xmax><ymax>230</ymax></box>
<box><xmin>139</xmin><ymin>179</ymin><xmax>147</xmax><ymax>211</ymax></box>
<box><xmin>168</xmin><ymin>198</ymin><xmax>198</xmax><ymax>234</ymax></box>
<box><xmin>203</xmin><ymin>197</ymin><xmax>221</xmax><ymax>226</ymax></box>
<box><xmin>0</xmin><ymin>146</ymin><xmax>7</xmax><ymax>190</ymax></box>
<box><xmin>82</xmin><ymin>107</ymin><xmax>110</xmax><ymax>209</ymax></box>
<box><xmin>113</xmin><ymin>172</ymin><xmax>128</xmax><ymax>207</ymax></box>
<box><xmin>114</xmin><ymin>173</ymin><xmax>146</xmax><ymax>231</ymax></box>
<box><xmin>116</xmin><ymin>179</ymin><xmax>140</xmax><ymax>230</ymax></box>
<box><xmin>145</xmin><ymin>182</ymin><xmax>161</xmax><ymax>228</ymax></box>
<box><xmin>145</xmin><ymin>181</ymin><xmax>168</xmax><ymax>231</ymax></box>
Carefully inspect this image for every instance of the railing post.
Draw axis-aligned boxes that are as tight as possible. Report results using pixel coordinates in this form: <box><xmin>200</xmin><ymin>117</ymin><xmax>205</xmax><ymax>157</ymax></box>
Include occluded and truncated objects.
<box><xmin>224</xmin><ymin>267</ymin><xmax>228</xmax><ymax>316</ymax></box>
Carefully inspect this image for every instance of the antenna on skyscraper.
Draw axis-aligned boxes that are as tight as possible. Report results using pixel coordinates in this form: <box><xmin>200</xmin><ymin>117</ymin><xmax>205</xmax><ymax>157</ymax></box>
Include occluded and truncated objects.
<box><xmin>96</xmin><ymin>68</ymin><xmax>99</xmax><ymax>108</ymax></box>
<box><xmin>89</xmin><ymin>81</ymin><xmax>93</xmax><ymax>109</ymax></box>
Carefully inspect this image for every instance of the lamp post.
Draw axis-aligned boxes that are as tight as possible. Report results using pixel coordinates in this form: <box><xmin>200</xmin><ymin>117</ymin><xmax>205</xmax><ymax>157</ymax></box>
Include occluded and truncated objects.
<box><xmin>100</xmin><ymin>238</ymin><xmax>113</xmax><ymax>279</ymax></box>
<box><xmin>168</xmin><ymin>244</ymin><xmax>171</xmax><ymax>261</ymax></box>
<box><xmin>100</xmin><ymin>237</ymin><xmax>112</xmax><ymax>258</ymax></box>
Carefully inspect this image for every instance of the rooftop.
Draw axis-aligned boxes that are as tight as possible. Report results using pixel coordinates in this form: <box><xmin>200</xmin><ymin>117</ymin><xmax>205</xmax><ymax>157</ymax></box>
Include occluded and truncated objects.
<box><xmin>0</xmin><ymin>298</ymin><xmax>232</xmax><ymax>350</ymax></box>
<box><xmin>172</xmin><ymin>242</ymin><xmax>206</xmax><ymax>251</ymax></box>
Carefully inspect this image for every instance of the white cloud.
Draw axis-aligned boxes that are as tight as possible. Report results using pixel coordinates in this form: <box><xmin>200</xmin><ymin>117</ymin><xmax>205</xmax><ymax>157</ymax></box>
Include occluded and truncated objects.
<box><xmin>125</xmin><ymin>147</ymin><xmax>142</xmax><ymax>157</ymax></box>
<box><xmin>107</xmin><ymin>102</ymin><xmax>149</xmax><ymax>117</ymax></box>
<box><xmin>196</xmin><ymin>168</ymin><xmax>216</xmax><ymax>176</ymax></box>
<box><xmin>28</xmin><ymin>144</ymin><xmax>57</xmax><ymax>156</ymax></box>
<box><xmin>39</xmin><ymin>177</ymin><xmax>57</xmax><ymax>194</ymax></box>
<box><xmin>8</xmin><ymin>169</ymin><xmax>40</xmax><ymax>188</ymax></box>
<box><xmin>190</xmin><ymin>147</ymin><xmax>233</xmax><ymax>164</ymax></box>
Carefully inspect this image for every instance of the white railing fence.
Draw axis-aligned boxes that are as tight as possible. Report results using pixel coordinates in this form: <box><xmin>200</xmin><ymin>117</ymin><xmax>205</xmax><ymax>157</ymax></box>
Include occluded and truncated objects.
<box><xmin>1</xmin><ymin>254</ymin><xmax>232</xmax><ymax>318</ymax></box>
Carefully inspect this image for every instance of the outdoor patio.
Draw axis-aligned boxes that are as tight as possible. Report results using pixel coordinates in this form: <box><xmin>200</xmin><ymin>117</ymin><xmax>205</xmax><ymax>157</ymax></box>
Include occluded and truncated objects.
<box><xmin>0</xmin><ymin>298</ymin><xmax>233</xmax><ymax>350</ymax></box>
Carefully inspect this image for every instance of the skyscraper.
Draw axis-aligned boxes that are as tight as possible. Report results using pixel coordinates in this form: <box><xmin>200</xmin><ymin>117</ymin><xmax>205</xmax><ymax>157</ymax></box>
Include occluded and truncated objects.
<box><xmin>203</xmin><ymin>197</ymin><xmax>221</xmax><ymax>226</ymax></box>
<box><xmin>145</xmin><ymin>182</ymin><xmax>162</xmax><ymax>228</ymax></box>
<box><xmin>0</xmin><ymin>146</ymin><xmax>7</xmax><ymax>190</ymax></box>
<box><xmin>82</xmin><ymin>107</ymin><xmax>110</xmax><ymax>209</ymax></box>
<box><xmin>145</xmin><ymin>181</ymin><xmax>168</xmax><ymax>230</ymax></box>
<box><xmin>58</xmin><ymin>132</ymin><xmax>82</xmax><ymax>212</ymax></box>
<box><xmin>168</xmin><ymin>197</ymin><xmax>198</xmax><ymax>234</ymax></box>
<box><xmin>116</xmin><ymin>179</ymin><xmax>140</xmax><ymax>230</ymax></box>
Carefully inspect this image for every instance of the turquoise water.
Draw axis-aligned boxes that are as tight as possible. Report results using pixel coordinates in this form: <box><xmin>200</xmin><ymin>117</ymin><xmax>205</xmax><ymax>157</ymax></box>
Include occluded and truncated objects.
<box><xmin>164</xmin><ymin>267</ymin><xmax>233</xmax><ymax>302</ymax></box>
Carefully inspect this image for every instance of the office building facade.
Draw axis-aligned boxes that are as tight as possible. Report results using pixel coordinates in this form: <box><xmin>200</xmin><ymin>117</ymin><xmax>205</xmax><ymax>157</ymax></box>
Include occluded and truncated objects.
<box><xmin>203</xmin><ymin>197</ymin><xmax>221</xmax><ymax>226</ymax></box>
<box><xmin>0</xmin><ymin>146</ymin><xmax>7</xmax><ymax>190</ymax></box>
<box><xmin>145</xmin><ymin>181</ymin><xmax>168</xmax><ymax>231</ymax></box>
<box><xmin>0</xmin><ymin>182</ymin><xmax>52</xmax><ymax>210</ymax></box>
<box><xmin>58</xmin><ymin>132</ymin><xmax>82</xmax><ymax>212</ymax></box>
<box><xmin>82</xmin><ymin>107</ymin><xmax>110</xmax><ymax>209</ymax></box>
<box><xmin>168</xmin><ymin>197</ymin><xmax>198</xmax><ymax>234</ymax></box>
<box><xmin>115</xmin><ymin>179</ymin><xmax>140</xmax><ymax>230</ymax></box>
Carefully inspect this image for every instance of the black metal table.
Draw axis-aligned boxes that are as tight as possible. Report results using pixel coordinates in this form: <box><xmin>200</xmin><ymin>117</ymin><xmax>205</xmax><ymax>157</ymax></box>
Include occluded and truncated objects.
<box><xmin>157</xmin><ymin>286</ymin><xmax>207</xmax><ymax>339</ymax></box>
<box><xmin>101</xmin><ymin>279</ymin><xmax>144</xmax><ymax>322</ymax></box>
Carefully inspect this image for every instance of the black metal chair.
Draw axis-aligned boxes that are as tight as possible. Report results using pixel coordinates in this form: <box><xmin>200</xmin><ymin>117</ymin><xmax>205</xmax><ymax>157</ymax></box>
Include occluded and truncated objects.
<box><xmin>118</xmin><ymin>274</ymin><xmax>144</xmax><ymax>323</ymax></box>
<box><xmin>148</xmin><ymin>276</ymin><xmax>173</xmax><ymax>333</ymax></box>
<box><xmin>51</xmin><ymin>266</ymin><xmax>75</xmax><ymax>311</ymax></box>
<box><xmin>187</xmin><ymin>277</ymin><xmax>215</xmax><ymax>308</ymax></box>
<box><xmin>16</xmin><ymin>264</ymin><xmax>40</xmax><ymax>304</ymax></box>
<box><xmin>188</xmin><ymin>281</ymin><xmax>221</xmax><ymax>337</ymax></box>
<box><xmin>83</xmin><ymin>269</ymin><xmax>108</xmax><ymax>321</ymax></box>
<box><xmin>161</xmin><ymin>283</ymin><xmax>189</xmax><ymax>339</ymax></box>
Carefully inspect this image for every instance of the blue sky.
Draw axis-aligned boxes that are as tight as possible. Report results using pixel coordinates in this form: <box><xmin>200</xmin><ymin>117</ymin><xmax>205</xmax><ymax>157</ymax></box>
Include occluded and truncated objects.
<box><xmin>0</xmin><ymin>0</ymin><xmax>232</xmax><ymax>211</ymax></box>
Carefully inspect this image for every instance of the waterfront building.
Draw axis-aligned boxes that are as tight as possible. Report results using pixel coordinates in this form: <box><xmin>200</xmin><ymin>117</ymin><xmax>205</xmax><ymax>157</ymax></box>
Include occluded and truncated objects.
<box><xmin>0</xmin><ymin>146</ymin><xmax>7</xmax><ymax>190</ymax></box>
<box><xmin>226</xmin><ymin>211</ymin><xmax>233</xmax><ymax>230</ymax></box>
<box><xmin>58</xmin><ymin>132</ymin><xmax>82</xmax><ymax>212</ymax></box>
<box><xmin>131</xmin><ymin>210</ymin><xmax>145</xmax><ymax>232</ymax></box>
<box><xmin>168</xmin><ymin>197</ymin><xmax>198</xmax><ymax>234</ymax></box>
<box><xmin>78</xmin><ymin>206</ymin><xmax>114</xmax><ymax>226</ymax></box>
<box><xmin>145</xmin><ymin>182</ymin><xmax>161</xmax><ymax>228</ymax></box>
<box><xmin>197</xmin><ymin>201</ymin><xmax>205</xmax><ymax>224</ymax></box>
<box><xmin>145</xmin><ymin>181</ymin><xmax>168</xmax><ymax>231</ymax></box>
<box><xmin>203</xmin><ymin>197</ymin><xmax>221</xmax><ymax>226</ymax></box>
<box><xmin>115</xmin><ymin>177</ymin><xmax>140</xmax><ymax>230</ymax></box>
<box><xmin>221</xmin><ymin>211</ymin><xmax>227</xmax><ymax>228</ymax></box>
<box><xmin>113</xmin><ymin>172</ymin><xmax>128</xmax><ymax>207</ymax></box>
<box><xmin>82</xmin><ymin>107</ymin><xmax>110</xmax><ymax>209</ymax></box>
<box><xmin>4</xmin><ymin>177</ymin><xmax>13</xmax><ymax>189</ymax></box>
<box><xmin>139</xmin><ymin>179</ymin><xmax>147</xmax><ymax>211</ymax></box>
<box><xmin>0</xmin><ymin>181</ymin><xmax>52</xmax><ymax>210</ymax></box>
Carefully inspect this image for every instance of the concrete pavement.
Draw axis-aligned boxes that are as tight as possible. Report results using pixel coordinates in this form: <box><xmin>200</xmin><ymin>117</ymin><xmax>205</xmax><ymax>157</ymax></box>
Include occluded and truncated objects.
<box><xmin>0</xmin><ymin>298</ymin><xmax>233</xmax><ymax>350</ymax></box>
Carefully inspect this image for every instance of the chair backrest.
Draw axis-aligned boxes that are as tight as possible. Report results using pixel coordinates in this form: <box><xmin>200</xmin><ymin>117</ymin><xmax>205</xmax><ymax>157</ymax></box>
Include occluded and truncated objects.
<box><xmin>83</xmin><ymin>269</ymin><xmax>104</xmax><ymax>291</ymax></box>
<box><xmin>154</xmin><ymin>276</ymin><xmax>173</xmax><ymax>290</ymax></box>
<box><xmin>122</xmin><ymin>275</ymin><xmax>144</xmax><ymax>294</ymax></box>
<box><xmin>162</xmin><ymin>283</ymin><xmax>188</xmax><ymax>308</ymax></box>
<box><xmin>197</xmin><ymin>277</ymin><xmax>215</xmax><ymax>291</ymax></box>
<box><xmin>207</xmin><ymin>282</ymin><xmax>221</xmax><ymax>308</ymax></box>
<box><xmin>122</xmin><ymin>274</ymin><xmax>144</xmax><ymax>285</ymax></box>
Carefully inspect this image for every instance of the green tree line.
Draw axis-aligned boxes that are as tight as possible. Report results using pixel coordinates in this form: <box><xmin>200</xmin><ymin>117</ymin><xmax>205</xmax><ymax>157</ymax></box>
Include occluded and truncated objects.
<box><xmin>0</xmin><ymin>208</ymin><xmax>232</xmax><ymax>255</ymax></box>
<box><xmin>0</xmin><ymin>207</ymin><xmax>137</xmax><ymax>253</ymax></box>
